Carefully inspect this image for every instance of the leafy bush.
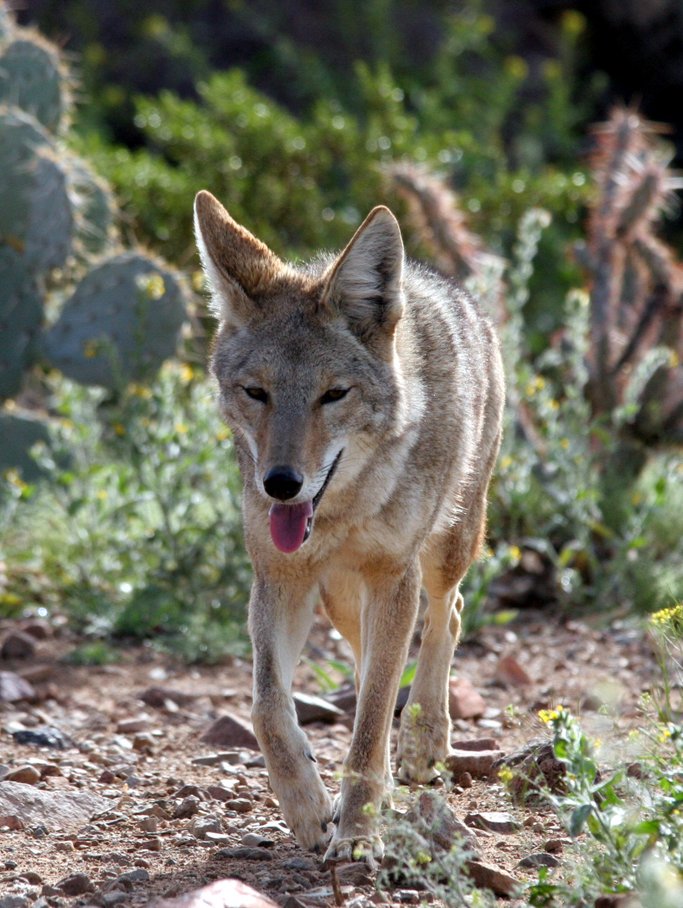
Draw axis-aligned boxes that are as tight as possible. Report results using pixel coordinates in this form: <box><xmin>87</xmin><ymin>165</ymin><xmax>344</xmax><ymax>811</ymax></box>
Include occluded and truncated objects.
<box><xmin>527</xmin><ymin>643</ymin><xmax>683</xmax><ymax>907</ymax></box>
<box><xmin>76</xmin><ymin>4</ymin><xmax>593</xmax><ymax>331</ymax></box>
<box><xmin>0</xmin><ymin>364</ymin><xmax>250</xmax><ymax>661</ymax></box>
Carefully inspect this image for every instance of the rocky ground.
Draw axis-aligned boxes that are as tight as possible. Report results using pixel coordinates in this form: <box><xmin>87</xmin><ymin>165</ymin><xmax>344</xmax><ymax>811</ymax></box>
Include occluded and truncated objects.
<box><xmin>0</xmin><ymin>607</ymin><xmax>659</xmax><ymax>907</ymax></box>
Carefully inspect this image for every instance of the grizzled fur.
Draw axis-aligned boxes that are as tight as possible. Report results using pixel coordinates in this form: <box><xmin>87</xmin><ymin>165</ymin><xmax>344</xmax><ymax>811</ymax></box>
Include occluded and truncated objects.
<box><xmin>194</xmin><ymin>190</ymin><xmax>504</xmax><ymax>865</ymax></box>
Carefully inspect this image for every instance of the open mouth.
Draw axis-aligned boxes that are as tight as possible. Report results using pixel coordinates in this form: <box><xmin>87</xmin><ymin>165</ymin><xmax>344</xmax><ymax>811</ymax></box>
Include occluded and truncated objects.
<box><xmin>268</xmin><ymin>450</ymin><xmax>342</xmax><ymax>554</ymax></box>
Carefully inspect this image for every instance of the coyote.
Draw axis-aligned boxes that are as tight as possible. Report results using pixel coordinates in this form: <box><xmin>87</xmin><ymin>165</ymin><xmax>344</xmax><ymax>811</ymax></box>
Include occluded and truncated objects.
<box><xmin>194</xmin><ymin>191</ymin><xmax>504</xmax><ymax>865</ymax></box>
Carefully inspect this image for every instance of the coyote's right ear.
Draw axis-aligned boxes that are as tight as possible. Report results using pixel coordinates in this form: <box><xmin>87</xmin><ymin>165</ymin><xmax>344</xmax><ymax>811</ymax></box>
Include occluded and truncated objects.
<box><xmin>193</xmin><ymin>191</ymin><xmax>282</xmax><ymax>323</ymax></box>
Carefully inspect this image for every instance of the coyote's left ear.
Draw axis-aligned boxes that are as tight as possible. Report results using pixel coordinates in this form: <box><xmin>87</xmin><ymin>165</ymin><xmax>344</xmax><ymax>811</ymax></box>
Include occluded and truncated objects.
<box><xmin>321</xmin><ymin>206</ymin><xmax>404</xmax><ymax>345</ymax></box>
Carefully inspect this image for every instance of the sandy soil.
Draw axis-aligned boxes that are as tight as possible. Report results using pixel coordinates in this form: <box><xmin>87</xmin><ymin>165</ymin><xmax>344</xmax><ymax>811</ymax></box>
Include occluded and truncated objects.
<box><xmin>0</xmin><ymin>607</ymin><xmax>659</xmax><ymax>907</ymax></box>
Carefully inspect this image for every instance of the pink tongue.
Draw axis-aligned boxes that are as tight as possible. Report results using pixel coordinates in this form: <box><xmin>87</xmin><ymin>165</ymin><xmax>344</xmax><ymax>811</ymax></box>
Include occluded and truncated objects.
<box><xmin>269</xmin><ymin>501</ymin><xmax>313</xmax><ymax>553</ymax></box>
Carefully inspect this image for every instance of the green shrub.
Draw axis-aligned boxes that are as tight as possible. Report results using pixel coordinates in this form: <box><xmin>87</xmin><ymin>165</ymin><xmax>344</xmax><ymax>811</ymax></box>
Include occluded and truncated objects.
<box><xmin>0</xmin><ymin>364</ymin><xmax>250</xmax><ymax>661</ymax></box>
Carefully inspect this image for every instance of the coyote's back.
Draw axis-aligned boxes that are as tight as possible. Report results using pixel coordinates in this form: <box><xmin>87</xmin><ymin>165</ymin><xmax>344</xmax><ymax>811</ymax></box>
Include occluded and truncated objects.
<box><xmin>194</xmin><ymin>191</ymin><xmax>504</xmax><ymax>865</ymax></box>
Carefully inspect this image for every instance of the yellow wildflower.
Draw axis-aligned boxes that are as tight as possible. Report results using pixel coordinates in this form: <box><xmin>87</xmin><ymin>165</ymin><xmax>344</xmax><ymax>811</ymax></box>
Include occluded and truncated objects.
<box><xmin>538</xmin><ymin>705</ymin><xmax>565</xmax><ymax>725</ymax></box>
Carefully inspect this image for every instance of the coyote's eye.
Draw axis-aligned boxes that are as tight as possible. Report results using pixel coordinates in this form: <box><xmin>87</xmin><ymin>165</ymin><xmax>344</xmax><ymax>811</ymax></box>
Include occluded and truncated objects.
<box><xmin>320</xmin><ymin>388</ymin><xmax>349</xmax><ymax>405</ymax></box>
<box><xmin>242</xmin><ymin>386</ymin><xmax>269</xmax><ymax>403</ymax></box>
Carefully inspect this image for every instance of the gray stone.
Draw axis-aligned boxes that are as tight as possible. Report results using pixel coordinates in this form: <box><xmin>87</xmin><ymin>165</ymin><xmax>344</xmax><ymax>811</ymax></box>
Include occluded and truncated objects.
<box><xmin>0</xmin><ymin>782</ymin><xmax>108</xmax><ymax>831</ymax></box>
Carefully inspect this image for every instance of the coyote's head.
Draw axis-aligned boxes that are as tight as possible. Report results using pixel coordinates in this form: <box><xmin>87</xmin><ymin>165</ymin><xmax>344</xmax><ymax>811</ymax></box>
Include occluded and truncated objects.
<box><xmin>194</xmin><ymin>192</ymin><xmax>409</xmax><ymax>554</ymax></box>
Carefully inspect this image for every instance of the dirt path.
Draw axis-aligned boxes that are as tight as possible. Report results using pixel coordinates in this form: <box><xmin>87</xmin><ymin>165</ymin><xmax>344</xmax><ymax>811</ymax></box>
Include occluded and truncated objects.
<box><xmin>0</xmin><ymin>609</ymin><xmax>658</xmax><ymax>906</ymax></box>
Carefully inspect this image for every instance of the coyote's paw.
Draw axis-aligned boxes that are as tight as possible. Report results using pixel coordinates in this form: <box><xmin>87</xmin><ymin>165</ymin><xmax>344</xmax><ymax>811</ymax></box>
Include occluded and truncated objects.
<box><xmin>279</xmin><ymin>777</ymin><xmax>334</xmax><ymax>852</ymax></box>
<box><xmin>396</xmin><ymin>715</ymin><xmax>449</xmax><ymax>784</ymax></box>
<box><xmin>324</xmin><ymin>832</ymin><xmax>384</xmax><ymax>870</ymax></box>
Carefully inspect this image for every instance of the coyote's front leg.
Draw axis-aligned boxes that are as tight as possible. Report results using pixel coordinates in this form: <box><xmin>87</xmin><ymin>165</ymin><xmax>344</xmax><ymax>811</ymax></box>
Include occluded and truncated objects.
<box><xmin>325</xmin><ymin>562</ymin><xmax>421</xmax><ymax>866</ymax></box>
<box><xmin>249</xmin><ymin>577</ymin><xmax>333</xmax><ymax>852</ymax></box>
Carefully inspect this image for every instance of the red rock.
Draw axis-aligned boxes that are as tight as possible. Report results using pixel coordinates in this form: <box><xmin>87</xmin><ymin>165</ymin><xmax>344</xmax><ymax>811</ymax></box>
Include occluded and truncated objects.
<box><xmin>444</xmin><ymin>748</ymin><xmax>504</xmax><ymax>780</ymax></box>
<box><xmin>449</xmin><ymin>678</ymin><xmax>486</xmax><ymax>719</ymax></box>
<box><xmin>6</xmin><ymin>765</ymin><xmax>41</xmax><ymax>785</ymax></box>
<box><xmin>452</xmin><ymin>737</ymin><xmax>499</xmax><ymax>751</ymax></box>
<box><xmin>149</xmin><ymin>879</ymin><xmax>279</xmax><ymax>907</ymax></box>
<box><xmin>466</xmin><ymin>860</ymin><xmax>518</xmax><ymax>896</ymax></box>
<box><xmin>200</xmin><ymin>714</ymin><xmax>259</xmax><ymax>750</ymax></box>
<box><xmin>0</xmin><ymin>671</ymin><xmax>35</xmax><ymax>702</ymax></box>
<box><xmin>495</xmin><ymin>653</ymin><xmax>533</xmax><ymax>687</ymax></box>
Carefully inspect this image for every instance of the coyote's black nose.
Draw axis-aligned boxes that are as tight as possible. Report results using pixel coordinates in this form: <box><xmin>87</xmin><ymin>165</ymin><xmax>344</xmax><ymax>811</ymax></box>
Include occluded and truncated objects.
<box><xmin>263</xmin><ymin>465</ymin><xmax>304</xmax><ymax>501</ymax></box>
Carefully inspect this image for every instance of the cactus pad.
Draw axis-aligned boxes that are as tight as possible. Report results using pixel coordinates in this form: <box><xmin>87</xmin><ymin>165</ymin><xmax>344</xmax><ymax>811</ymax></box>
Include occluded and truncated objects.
<box><xmin>0</xmin><ymin>3</ymin><xmax>14</xmax><ymax>43</ymax></box>
<box><xmin>0</xmin><ymin>412</ymin><xmax>50</xmax><ymax>481</ymax></box>
<box><xmin>40</xmin><ymin>252</ymin><xmax>187</xmax><ymax>389</ymax></box>
<box><xmin>0</xmin><ymin>33</ymin><xmax>71</xmax><ymax>132</ymax></box>
<box><xmin>65</xmin><ymin>155</ymin><xmax>118</xmax><ymax>255</ymax></box>
<box><xmin>0</xmin><ymin>107</ymin><xmax>75</xmax><ymax>273</ymax></box>
<box><xmin>0</xmin><ymin>247</ymin><xmax>43</xmax><ymax>400</ymax></box>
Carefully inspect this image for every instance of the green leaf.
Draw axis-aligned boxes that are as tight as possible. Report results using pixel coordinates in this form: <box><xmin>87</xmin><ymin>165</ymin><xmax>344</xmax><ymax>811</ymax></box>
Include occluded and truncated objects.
<box><xmin>569</xmin><ymin>802</ymin><xmax>593</xmax><ymax>837</ymax></box>
<box><xmin>400</xmin><ymin>660</ymin><xmax>417</xmax><ymax>688</ymax></box>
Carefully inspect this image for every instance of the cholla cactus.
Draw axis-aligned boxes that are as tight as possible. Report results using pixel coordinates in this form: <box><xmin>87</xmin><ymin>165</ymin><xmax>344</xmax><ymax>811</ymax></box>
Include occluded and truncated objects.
<box><xmin>583</xmin><ymin>107</ymin><xmax>683</xmax><ymax>444</ymax></box>
<box><xmin>388</xmin><ymin>163</ymin><xmax>490</xmax><ymax>276</ymax></box>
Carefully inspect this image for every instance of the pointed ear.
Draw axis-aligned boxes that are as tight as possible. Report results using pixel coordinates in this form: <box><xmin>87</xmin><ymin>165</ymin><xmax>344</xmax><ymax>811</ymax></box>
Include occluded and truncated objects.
<box><xmin>321</xmin><ymin>206</ymin><xmax>404</xmax><ymax>344</ymax></box>
<box><xmin>193</xmin><ymin>190</ymin><xmax>282</xmax><ymax>323</ymax></box>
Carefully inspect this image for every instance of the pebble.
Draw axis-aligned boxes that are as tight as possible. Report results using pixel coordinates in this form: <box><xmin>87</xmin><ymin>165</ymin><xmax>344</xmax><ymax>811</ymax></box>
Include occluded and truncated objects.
<box><xmin>495</xmin><ymin>653</ymin><xmax>533</xmax><ymax>687</ymax></box>
<box><xmin>451</xmin><ymin>737</ymin><xmax>499</xmax><ymax>752</ymax></box>
<box><xmin>444</xmin><ymin>748</ymin><xmax>505</xmax><ymax>780</ymax></box>
<box><xmin>190</xmin><ymin>816</ymin><xmax>222</xmax><ymax>839</ymax></box>
<box><xmin>116</xmin><ymin>869</ymin><xmax>150</xmax><ymax>887</ymax></box>
<box><xmin>192</xmin><ymin>752</ymin><xmax>233</xmax><ymax>766</ymax></box>
<box><xmin>293</xmin><ymin>692</ymin><xmax>345</xmax><ymax>724</ymax></box>
<box><xmin>116</xmin><ymin>717</ymin><xmax>150</xmax><ymax>734</ymax></box>
<box><xmin>0</xmin><ymin>672</ymin><xmax>35</xmax><ymax>703</ymax></box>
<box><xmin>56</xmin><ymin>872</ymin><xmax>92</xmax><ymax>896</ymax></box>
<box><xmin>214</xmin><ymin>846</ymin><xmax>274</xmax><ymax>861</ymax></box>
<box><xmin>6</xmin><ymin>766</ymin><xmax>40</xmax><ymax>785</ymax></box>
<box><xmin>465</xmin><ymin>859</ymin><xmax>518</xmax><ymax>896</ymax></box>
<box><xmin>465</xmin><ymin>811</ymin><xmax>521</xmax><ymax>834</ymax></box>
<box><xmin>206</xmin><ymin>784</ymin><xmax>235</xmax><ymax>802</ymax></box>
<box><xmin>173</xmin><ymin>795</ymin><xmax>200</xmax><ymax>819</ymax></box>
<box><xmin>241</xmin><ymin>831</ymin><xmax>274</xmax><ymax>847</ymax></box>
<box><xmin>449</xmin><ymin>677</ymin><xmax>486</xmax><ymax>719</ymax></box>
<box><xmin>545</xmin><ymin>838</ymin><xmax>569</xmax><ymax>853</ymax></box>
<box><xmin>133</xmin><ymin>733</ymin><xmax>156</xmax><ymax>752</ymax></box>
<box><xmin>200</xmin><ymin>714</ymin><xmax>259</xmax><ymax>749</ymax></box>
<box><xmin>1</xmin><ymin>631</ymin><xmax>36</xmax><ymax>660</ymax></box>
<box><xmin>517</xmin><ymin>852</ymin><xmax>561</xmax><ymax>869</ymax></box>
<box><xmin>11</xmin><ymin>726</ymin><xmax>73</xmax><ymax>749</ymax></box>
<box><xmin>225</xmin><ymin>797</ymin><xmax>253</xmax><ymax>813</ymax></box>
<box><xmin>173</xmin><ymin>784</ymin><xmax>206</xmax><ymax>800</ymax></box>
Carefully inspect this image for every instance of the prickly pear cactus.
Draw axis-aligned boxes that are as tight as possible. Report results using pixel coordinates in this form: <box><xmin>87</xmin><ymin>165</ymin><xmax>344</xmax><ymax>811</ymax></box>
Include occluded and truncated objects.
<box><xmin>40</xmin><ymin>252</ymin><xmax>187</xmax><ymax>389</ymax></box>
<box><xmin>0</xmin><ymin>3</ymin><xmax>14</xmax><ymax>42</ymax></box>
<box><xmin>65</xmin><ymin>154</ymin><xmax>118</xmax><ymax>255</ymax></box>
<box><xmin>0</xmin><ymin>412</ymin><xmax>50</xmax><ymax>481</ymax></box>
<box><xmin>0</xmin><ymin>109</ymin><xmax>73</xmax><ymax>271</ymax></box>
<box><xmin>0</xmin><ymin>247</ymin><xmax>43</xmax><ymax>400</ymax></box>
<box><xmin>0</xmin><ymin>32</ymin><xmax>71</xmax><ymax>133</ymax></box>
